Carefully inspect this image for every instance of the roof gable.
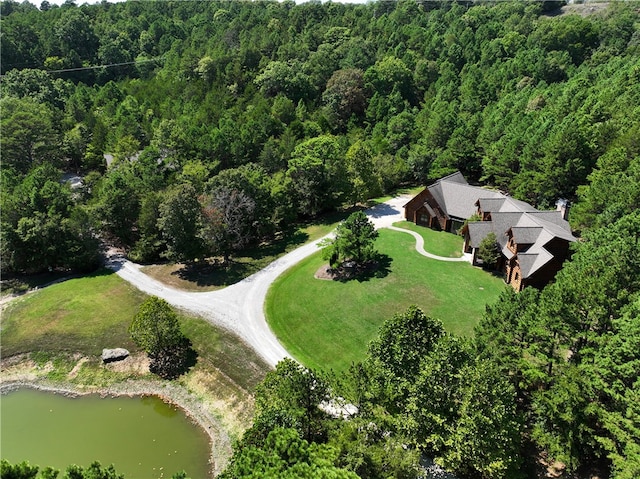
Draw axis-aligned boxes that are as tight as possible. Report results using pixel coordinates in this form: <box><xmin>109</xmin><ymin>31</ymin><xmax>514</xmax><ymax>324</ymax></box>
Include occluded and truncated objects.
<box><xmin>510</xmin><ymin>226</ymin><xmax>543</xmax><ymax>245</ymax></box>
<box><xmin>406</xmin><ymin>172</ymin><xmax>577</xmax><ymax>284</ymax></box>
<box><xmin>518</xmin><ymin>249</ymin><xmax>554</xmax><ymax>279</ymax></box>
<box><xmin>429</xmin><ymin>174</ymin><xmax>502</xmax><ymax>221</ymax></box>
<box><xmin>438</xmin><ymin>171</ymin><xmax>468</xmax><ymax>185</ymax></box>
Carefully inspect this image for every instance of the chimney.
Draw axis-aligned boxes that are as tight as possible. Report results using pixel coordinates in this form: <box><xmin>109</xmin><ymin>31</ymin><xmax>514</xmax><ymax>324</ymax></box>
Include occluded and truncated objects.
<box><xmin>555</xmin><ymin>198</ymin><xmax>570</xmax><ymax>221</ymax></box>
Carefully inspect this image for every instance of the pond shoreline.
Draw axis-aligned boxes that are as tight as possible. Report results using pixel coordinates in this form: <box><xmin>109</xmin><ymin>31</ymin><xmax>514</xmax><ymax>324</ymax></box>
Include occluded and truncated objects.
<box><xmin>0</xmin><ymin>356</ymin><xmax>233</xmax><ymax>478</ymax></box>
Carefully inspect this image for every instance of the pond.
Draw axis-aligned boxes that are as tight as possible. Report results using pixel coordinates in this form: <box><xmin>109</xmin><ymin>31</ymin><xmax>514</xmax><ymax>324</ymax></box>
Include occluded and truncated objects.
<box><xmin>0</xmin><ymin>388</ymin><xmax>212</xmax><ymax>479</ymax></box>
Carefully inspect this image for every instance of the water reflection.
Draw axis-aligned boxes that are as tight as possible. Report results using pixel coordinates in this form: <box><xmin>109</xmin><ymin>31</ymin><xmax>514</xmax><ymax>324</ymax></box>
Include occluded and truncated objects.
<box><xmin>141</xmin><ymin>395</ymin><xmax>179</xmax><ymax>417</ymax></box>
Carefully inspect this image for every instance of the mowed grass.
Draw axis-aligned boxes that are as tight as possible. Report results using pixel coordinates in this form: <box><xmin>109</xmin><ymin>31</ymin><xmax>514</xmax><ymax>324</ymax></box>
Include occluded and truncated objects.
<box><xmin>266</xmin><ymin>228</ymin><xmax>506</xmax><ymax>372</ymax></box>
<box><xmin>1</xmin><ymin>270</ymin><xmax>145</xmax><ymax>357</ymax></box>
<box><xmin>180</xmin><ymin>315</ymin><xmax>269</xmax><ymax>392</ymax></box>
<box><xmin>1</xmin><ymin>270</ymin><xmax>270</xmax><ymax>392</ymax></box>
<box><xmin>141</xmin><ymin>209</ymin><xmax>354</xmax><ymax>292</ymax></box>
<box><xmin>394</xmin><ymin>221</ymin><xmax>464</xmax><ymax>258</ymax></box>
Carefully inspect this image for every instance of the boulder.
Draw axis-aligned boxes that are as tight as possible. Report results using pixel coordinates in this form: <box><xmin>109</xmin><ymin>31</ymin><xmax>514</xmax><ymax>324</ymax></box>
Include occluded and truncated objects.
<box><xmin>102</xmin><ymin>348</ymin><xmax>130</xmax><ymax>363</ymax></box>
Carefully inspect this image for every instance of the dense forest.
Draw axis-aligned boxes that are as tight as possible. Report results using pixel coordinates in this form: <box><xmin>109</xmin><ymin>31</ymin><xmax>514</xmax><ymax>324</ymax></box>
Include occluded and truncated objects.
<box><xmin>1</xmin><ymin>0</ymin><xmax>638</xmax><ymax>478</ymax></box>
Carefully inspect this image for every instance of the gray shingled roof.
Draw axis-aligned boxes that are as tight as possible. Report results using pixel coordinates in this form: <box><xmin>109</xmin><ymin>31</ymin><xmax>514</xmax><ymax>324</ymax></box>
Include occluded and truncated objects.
<box><xmin>518</xmin><ymin>250</ymin><xmax>554</xmax><ymax>278</ymax></box>
<box><xmin>467</xmin><ymin>221</ymin><xmax>495</xmax><ymax>249</ymax></box>
<box><xmin>489</xmin><ymin>212</ymin><xmax>524</xmax><ymax>249</ymax></box>
<box><xmin>477</xmin><ymin>196</ymin><xmax>537</xmax><ymax>214</ymax></box>
<box><xmin>413</xmin><ymin>171</ymin><xmax>577</xmax><ymax>281</ymax></box>
<box><xmin>510</xmin><ymin>226</ymin><xmax>543</xmax><ymax>245</ymax></box>
<box><xmin>475</xmin><ymin>210</ymin><xmax>575</xmax><ymax>278</ymax></box>
<box><xmin>429</xmin><ymin>179</ymin><xmax>503</xmax><ymax>221</ymax></box>
<box><xmin>438</xmin><ymin>171</ymin><xmax>468</xmax><ymax>185</ymax></box>
<box><xmin>528</xmin><ymin>211</ymin><xmax>569</xmax><ymax>228</ymax></box>
<box><xmin>525</xmin><ymin>212</ymin><xmax>575</xmax><ymax>241</ymax></box>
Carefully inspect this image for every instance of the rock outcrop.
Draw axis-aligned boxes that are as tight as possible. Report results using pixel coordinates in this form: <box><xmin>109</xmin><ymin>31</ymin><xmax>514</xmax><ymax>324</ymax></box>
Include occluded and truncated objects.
<box><xmin>102</xmin><ymin>348</ymin><xmax>130</xmax><ymax>363</ymax></box>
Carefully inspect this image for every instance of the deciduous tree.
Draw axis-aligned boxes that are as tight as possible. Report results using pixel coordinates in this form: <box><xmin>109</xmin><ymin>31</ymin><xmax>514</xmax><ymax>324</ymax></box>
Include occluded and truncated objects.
<box><xmin>345</xmin><ymin>141</ymin><xmax>381</xmax><ymax>205</ymax></box>
<box><xmin>157</xmin><ymin>183</ymin><xmax>204</xmax><ymax>262</ymax></box>
<box><xmin>200</xmin><ymin>187</ymin><xmax>256</xmax><ymax>264</ymax></box>
<box><xmin>477</xmin><ymin>231</ymin><xmax>500</xmax><ymax>268</ymax></box>
<box><xmin>286</xmin><ymin>135</ymin><xmax>348</xmax><ymax>217</ymax></box>
<box><xmin>247</xmin><ymin>359</ymin><xmax>330</xmax><ymax>444</ymax></box>
<box><xmin>1</xmin><ymin>164</ymin><xmax>99</xmax><ymax>273</ymax></box>
<box><xmin>129</xmin><ymin>296</ymin><xmax>192</xmax><ymax>379</ymax></box>
<box><xmin>322</xmin><ymin>68</ymin><xmax>366</xmax><ymax>131</ymax></box>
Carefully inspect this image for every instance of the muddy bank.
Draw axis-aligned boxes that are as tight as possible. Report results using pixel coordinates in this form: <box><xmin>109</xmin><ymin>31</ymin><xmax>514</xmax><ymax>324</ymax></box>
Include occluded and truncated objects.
<box><xmin>0</xmin><ymin>356</ymin><xmax>233</xmax><ymax>477</ymax></box>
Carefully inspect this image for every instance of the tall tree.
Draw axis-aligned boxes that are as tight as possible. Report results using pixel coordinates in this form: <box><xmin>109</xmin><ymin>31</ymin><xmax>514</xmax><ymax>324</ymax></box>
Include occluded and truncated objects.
<box><xmin>246</xmin><ymin>359</ymin><xmax>331</xmax><ymax>445</ymax></box>
<box><xmin>1</xmin><ymin>164</ymin><xmax>99</xmax><ymax>273</ymax></box>
<box><xmin>220</xmin><ymin>427</ymin><xmax>358</xmax><ymax>479</ymax></box>
<box><xmin>365</xmin><ymin>306</ymin><xmax>445</xmax><ymax>413</ymax></box>
<box><xmin>0</xmin><ymin>97</ymin><xmax>60</xmax><ymax>174</ymax></box>
<box><xmin>322</xmin><ymin>211</ymin><xmax>378</xmax><ymax>269</ymax></box>
<box><xmin>93</xmin><ymin>167</ymin><xmax>140</xmax><ymax>246</ymax></box>
<box><xmin>286</xmin><ymin>135</ymin><xmax>348</xmax><ymax>217</ymax></box>
<box><xmin>345</xmin><ymin>141</ymin><xmax>381</xmax><ymax>205</ymax></box>
<box><xmin>322</xmin><ymin>68</ymin><xmax>366</xmax><ymax>131</ymax></box>
<box><xmin>157</xmin><ymin>183</ymin><xmax>204</xmax><ymax>262</ymax></box>
<box><xmin>129</xmin><ymin>296</ymin><xmax>184</xmax><ymax>356</ymax></box>
<box><xmin>200</xmin><ymin>187</ymin><xmax>256</xmax><ymax>264</ymax></box>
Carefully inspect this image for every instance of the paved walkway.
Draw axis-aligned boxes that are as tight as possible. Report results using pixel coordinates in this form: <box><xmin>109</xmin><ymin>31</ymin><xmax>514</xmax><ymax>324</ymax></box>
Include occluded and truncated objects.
<box><xmin>387</xmin><ymin>225</ymin><xmax>472</xmax><ymax>262</ymax></box>
<box><xmin>107</xmin><ymin>194</ymin><xmax>471</xmax><ymax>367</ymax></box>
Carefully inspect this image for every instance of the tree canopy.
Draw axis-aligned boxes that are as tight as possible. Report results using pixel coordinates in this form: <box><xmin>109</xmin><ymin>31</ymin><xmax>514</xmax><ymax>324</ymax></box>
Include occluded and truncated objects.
<box><xmin>2</xmin><ymin>0</ymin><xmax>638</xmax><ymax>268</ymax></box>
<box><xmin>322</xmin><ymin>211</ymin><xmax>379</xmax><ymax>269</ymax></box>
<box><xmin>129</xmin><ymin>296</ymin><xmax>193</xmax><ymax>379</ymax></box>
<box><xmin>2</xmin><ymin>1</ymin><xmax>639</xmax><ymax>477</ymax></box>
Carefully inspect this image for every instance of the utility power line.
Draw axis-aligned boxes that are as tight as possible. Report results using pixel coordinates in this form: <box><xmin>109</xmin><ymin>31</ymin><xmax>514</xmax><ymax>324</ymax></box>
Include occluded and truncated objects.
<box><xmin>1</xmin><ymin>56</ymin><xmax>164</xmax><ymax>76</ymax></box>
<box><xmin>43</xmin><ymin>56</ymin><xmax>164</xmax><ymax>74</ymax></box>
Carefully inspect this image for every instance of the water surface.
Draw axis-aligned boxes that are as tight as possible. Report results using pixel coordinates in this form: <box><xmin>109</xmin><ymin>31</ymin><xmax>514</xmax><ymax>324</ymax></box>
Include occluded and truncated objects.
<box><xmin>0</xmin><ymin>388</ymin><xmax>211</xmax><ymax>479</ymax></box>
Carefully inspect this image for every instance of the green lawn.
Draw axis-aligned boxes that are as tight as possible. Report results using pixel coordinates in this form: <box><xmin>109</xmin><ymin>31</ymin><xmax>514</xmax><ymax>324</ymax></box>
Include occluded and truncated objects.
<box><xmin>394</xmin><ymin>221</ymin><xmax>464</xmax><ymax>257</ymax></box>
<box><xmin>141</xmin><ymin>209</ymin><xmax>355</xmax><ymax>292</ymax></box>
<box><xmin>1</xmin><ymin>270</ymin><xmax>145</xmax><ymax>357</ymax></box>
<box><xmin>1</xmin><ymin>269</ymin><xmax>269</xmax><ymax>392</ymax></box>
<box><xmin>266</xmin><ymin>228</ymin><xmax>506</xmax><ymax>372</ymax></box>
<box><xmin>139</xmin><ymin>191</ymin><xmax>426</xmax><ymax>293</ymax></box>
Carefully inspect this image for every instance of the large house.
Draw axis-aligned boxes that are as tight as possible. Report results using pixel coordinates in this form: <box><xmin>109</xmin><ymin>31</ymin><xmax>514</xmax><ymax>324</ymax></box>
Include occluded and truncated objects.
<box><xmin>404</xmin><ymin>172</ymin><xmax>576</xmax><ymax>291</ymax></box>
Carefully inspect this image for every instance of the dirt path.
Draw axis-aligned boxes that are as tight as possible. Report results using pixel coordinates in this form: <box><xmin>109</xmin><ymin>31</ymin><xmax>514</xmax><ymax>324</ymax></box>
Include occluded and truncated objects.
<box><xmin>107</xmin><ymin>196</ymin><xmax>412</xmax><ymax>367</ymax></box>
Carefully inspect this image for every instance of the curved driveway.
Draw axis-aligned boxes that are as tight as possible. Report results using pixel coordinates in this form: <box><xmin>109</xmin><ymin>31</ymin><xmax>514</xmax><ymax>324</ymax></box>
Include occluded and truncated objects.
<box><xmin>107</xmin><ymin>195</ymin><xmax>467</xmax><ymax>367</ymax></box>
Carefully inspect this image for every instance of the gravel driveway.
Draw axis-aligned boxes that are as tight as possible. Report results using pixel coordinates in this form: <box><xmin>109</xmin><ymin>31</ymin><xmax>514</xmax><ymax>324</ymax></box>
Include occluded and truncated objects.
<box><xmin>108</xmin><ymin>196</ymin><xmax>411</xmax><ymax>367</ymax></box>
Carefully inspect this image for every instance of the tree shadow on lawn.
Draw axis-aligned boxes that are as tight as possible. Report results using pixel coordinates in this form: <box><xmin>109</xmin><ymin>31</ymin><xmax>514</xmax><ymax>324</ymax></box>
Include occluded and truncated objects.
<box><xmin>171</xmin><ymin>260</ymin><xmax>254</xmax><ymax>288</ymax></box>
<box><xmin>150</xmin><ymin>337</ymin><xmax>198</xmax><ymax>380</ymax></box>
<box><xmin>1</xmin><ymin>267</ymin><xmax>114</xmax><ymax>297</ymax></box>
<box><xmin>170</xmin><ymin>229</ymin><xmax>311</xmax><ymax>287</ymax></box>
<box><xmin>330</xmin><ymin>253</ymin><xmax>393</xmax><ymax>283</ymax></box>
<box><xmin>243</xmin><ymin>229</ymin><xmax>310</xmax><ymax>261</ymax></box>
<box><xmin>167</xmin><ymin>208</ymin><xmax>364</xmax><ymax>288</ymax></box>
